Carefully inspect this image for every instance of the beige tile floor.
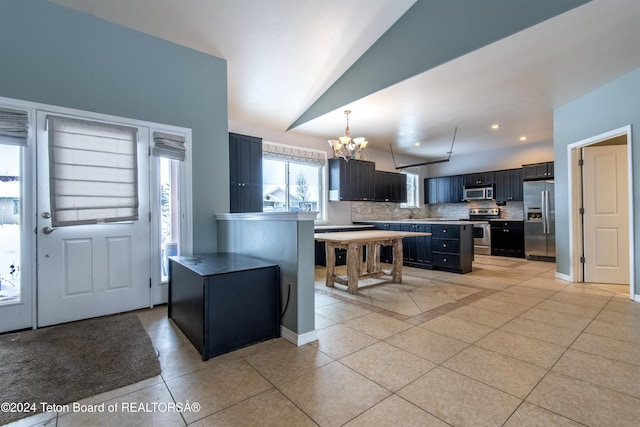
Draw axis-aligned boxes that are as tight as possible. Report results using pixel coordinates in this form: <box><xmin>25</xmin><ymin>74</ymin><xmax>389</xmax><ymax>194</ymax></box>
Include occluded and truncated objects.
<box><xmin>9</xmin><ymin>255</ymin><xmax>640</xmax><ymax>426</ymax></box>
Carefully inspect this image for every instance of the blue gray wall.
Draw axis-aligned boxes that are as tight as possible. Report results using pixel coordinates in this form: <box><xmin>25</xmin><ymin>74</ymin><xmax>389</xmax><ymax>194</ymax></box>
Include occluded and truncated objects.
<box><xmin>291</xmin><ymin>0</ymin><xmax>589</xmax><ymax>128</ymax></box>
<box><xmin>217</xmin><ymin>218</ymin><xmax>316</xmax><ymax>335</ymax></box>
<box><xmin>0</xmin><ymin>0</ymin><xmax>228</xmax><ymax>253</ymax></box>
<box><xmin>554</xmin><ymin>67</ymin><xmax>640</xmax><ymax>297</ymax></box>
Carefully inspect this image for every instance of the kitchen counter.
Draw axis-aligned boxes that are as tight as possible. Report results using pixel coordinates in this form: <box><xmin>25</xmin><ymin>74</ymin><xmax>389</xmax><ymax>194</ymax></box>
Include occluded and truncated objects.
<box><xmin>352</xmin><ymin>221</ymin><xmax>475</xmax><ymax>273</ymax></box>
<box><xmin>357</xmin><ymin>219</ymin><xmax>489</xmax><ymax>225</ymax></box>
<box><xmin>314</xmin><ymin>224</ymin><xmax>375</xmax><ymax>231</ymax></box>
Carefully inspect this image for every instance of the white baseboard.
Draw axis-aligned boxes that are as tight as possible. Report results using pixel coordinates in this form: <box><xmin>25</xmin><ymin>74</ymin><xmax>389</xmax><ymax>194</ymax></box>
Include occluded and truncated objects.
<box><xmin>555</xmin><ymin>271</ymin><xmax>572</xmax><ymax>282</ymax></box>
<box><xmin>281</xmin><ymin>326</ymin><xmax>318</xmax><ymax>346</ymax></box>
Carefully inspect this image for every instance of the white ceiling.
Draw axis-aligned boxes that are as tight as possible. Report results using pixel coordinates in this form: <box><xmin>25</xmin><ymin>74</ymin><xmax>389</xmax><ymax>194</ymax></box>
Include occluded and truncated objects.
<box><xmin>52</xmin><ymin>0</ymin><xmax>640</xmax><ymax>160</ymax></box>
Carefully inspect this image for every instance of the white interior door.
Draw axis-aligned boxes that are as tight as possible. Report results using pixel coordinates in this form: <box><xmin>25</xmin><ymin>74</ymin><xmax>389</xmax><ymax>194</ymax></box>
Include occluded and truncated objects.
<box><xmin>36</xmin><ymin>111</ymin><xmax>151</xmax><ymax>327</ymax></box>
<box><xmin>583</xmin><ymin>144</ymin><xmax>629</xmax><ymax>284</ymax></box>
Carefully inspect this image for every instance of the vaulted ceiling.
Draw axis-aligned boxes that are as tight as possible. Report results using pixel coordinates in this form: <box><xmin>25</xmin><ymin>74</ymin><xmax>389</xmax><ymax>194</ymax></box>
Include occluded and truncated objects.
<box><xmin>52</xmin><ymin>0</ymin><xmax>640</xmax><ymax>160</ymax></box>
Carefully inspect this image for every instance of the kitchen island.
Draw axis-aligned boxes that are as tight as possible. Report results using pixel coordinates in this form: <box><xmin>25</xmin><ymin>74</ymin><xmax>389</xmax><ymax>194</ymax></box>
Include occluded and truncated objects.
<box><xmin>314</xmin><ymin>229</ymin><xmax>431</xmax><ymax>294</ymax></box>
<box><xmin>354</xmin><ymin>220</ymin><xmax>480</xmax><ymax>273</ymax></box>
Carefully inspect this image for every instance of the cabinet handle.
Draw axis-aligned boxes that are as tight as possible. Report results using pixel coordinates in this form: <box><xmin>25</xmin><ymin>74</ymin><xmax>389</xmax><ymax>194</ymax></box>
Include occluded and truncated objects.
<box><xmin>443</xmin><ymin>258</ymin><xmax>447</xmax><ymax>262</ymax></box>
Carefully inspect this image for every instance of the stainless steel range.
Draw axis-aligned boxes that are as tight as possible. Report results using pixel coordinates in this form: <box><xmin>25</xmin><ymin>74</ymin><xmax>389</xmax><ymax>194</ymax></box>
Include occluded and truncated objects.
<box><xmin>468</xmin><ymin>208</ymin><xmax>500</xmax><ymax>255</ymax></box>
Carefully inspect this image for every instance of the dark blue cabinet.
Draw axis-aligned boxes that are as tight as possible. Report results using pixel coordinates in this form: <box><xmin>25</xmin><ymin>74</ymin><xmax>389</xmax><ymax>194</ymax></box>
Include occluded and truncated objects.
<box><xmin>169</xmin><ymin>253</ymin><xmax>280</xmax><ymax>360</ymax></box>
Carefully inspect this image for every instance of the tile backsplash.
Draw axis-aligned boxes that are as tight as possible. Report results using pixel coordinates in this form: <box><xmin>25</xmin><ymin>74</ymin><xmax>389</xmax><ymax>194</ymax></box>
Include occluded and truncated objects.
<box><xmin>351</xmin><ymin>200</ymin><xmax>524</xmax><ymax>222</ymax></box>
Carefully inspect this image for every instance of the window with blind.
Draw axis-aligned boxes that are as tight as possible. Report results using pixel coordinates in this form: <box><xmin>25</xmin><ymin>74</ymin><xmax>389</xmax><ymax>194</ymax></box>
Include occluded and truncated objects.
<box><xmin>262</xmin><ymin>141</ymin><xmax>326</xmax><ymax>219</ymax></box>
<box><xmin>47</xmin><ymin>115</ymin><xmax>139</xmax><ymax>226</ymax></box>
<box><xmin>0</xmin><ymin>107</ymin><xmax>29</xmax><ymax>146</ymax></box>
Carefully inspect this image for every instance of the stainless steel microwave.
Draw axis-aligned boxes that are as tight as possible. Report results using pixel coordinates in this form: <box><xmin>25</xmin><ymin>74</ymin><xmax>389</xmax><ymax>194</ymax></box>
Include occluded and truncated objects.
<box><xmin>463</xmin><ymin>186</ymin><xmax>494</xmax><ymax>201</ymax></box>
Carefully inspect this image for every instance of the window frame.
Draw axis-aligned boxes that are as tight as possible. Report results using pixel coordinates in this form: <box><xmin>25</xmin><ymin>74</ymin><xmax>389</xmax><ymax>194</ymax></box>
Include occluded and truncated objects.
<box><xmin>150</xmin><ymin>127</ymin><xmax>192</xmax><ymax>300</ymax></box>
<box><xmin>401</xmin><ymin>170</ymin><xmax>420</xmax><ymax>208</ymax></box>
<box><xmin>262</xmin><ymin>155</ymin><xmax>326</xmax><ymax>221</ymax></box>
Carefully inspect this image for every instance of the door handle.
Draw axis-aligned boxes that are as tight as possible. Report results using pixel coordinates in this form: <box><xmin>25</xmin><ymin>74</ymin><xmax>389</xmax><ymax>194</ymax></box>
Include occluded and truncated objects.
<box><xmin>42</xmin><ymin>226</ymin><xmax>56</xmax><ymax>234</ymax></box>
<box><xmin>541</xmin><ymin>191</ymin><xmax>547</xmax><ymax>234</ymax></box>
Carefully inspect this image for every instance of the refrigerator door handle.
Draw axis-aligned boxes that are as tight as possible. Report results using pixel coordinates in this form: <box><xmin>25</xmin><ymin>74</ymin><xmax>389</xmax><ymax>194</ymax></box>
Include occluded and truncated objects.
<box><xmin>541</xmin><ymin>191</ymin><xmax>545</xmax><ymax>234</ymax></box>
<box><xmin>543</xmin><ymin>190</ymin><xmax>550</xmax><ymax>234</ymax></box>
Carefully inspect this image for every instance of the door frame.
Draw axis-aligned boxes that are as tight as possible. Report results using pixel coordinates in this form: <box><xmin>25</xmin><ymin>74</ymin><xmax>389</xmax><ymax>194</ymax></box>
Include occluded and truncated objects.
<box><xmin>566</xmin><ymin>125</ymin><xmax>635</xmax><ymax>300</ymax></box>
<box><xmin>0</xmin><ymin>95</ymin><xmax>193</xmax><ymax>330</ymax></box>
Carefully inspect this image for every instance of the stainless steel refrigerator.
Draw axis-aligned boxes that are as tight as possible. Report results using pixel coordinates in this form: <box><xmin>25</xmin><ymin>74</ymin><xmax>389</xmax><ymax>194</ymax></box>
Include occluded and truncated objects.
<box><xmin>524</xmin><ymin>180</ymin><xmax>556</xmax><ymax>261</ymax></box>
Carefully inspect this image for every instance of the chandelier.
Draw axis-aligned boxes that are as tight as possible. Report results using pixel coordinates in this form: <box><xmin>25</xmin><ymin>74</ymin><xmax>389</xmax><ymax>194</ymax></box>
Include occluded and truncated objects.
<box><xmin>328</xmin><ymin>110</ymin><xmax>368</xmax><ymax>160</ymax></box>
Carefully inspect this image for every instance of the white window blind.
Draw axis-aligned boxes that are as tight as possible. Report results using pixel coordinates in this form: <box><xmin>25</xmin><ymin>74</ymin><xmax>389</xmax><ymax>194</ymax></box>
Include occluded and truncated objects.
<box><xmin>262</xmin><ymin>141</ymin><xmax>325</xmax><ymax>167</ymax></box>
<box><xmin>47</xmin><ymin>115</ymin><xmax>139</xmax><ymax>226</ymax></box>
<box><xmin>0</xmin><ymin>107</ymin><xmax>28</xmax><ymax>146</ymax></box>
<box><xmin>152</xmin><ymin>131</ymin><xmax>186</xmax><ymax>161</ymax></box>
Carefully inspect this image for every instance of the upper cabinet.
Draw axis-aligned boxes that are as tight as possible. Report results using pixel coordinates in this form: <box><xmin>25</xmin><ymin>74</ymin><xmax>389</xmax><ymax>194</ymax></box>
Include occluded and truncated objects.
<box><xmin>229</xmin><ymin>132</ymin><xmax>263</xmax><ymax>213</ymax></box>
<box><xmin>494</xmin><ymin>168</ymin><xmax>524</xmax><ymax>202</ymax></box>
<box><xmin>523</xmin><ymin>162</ymin><xmax>554</xmax><ymax>180</ymax></box>
<box><xmin>449</xmin><ymin>175</ymin><xmax>464</xmax><ymax>203</ymax></box>
<box><xmin>375</xmin><ymin>171</ymin><xmax>407</xmax><ymax>203</ymax></box>
<box><xmin>424</xmin><ymin>175</ymin><xmax>463</xmax><ymax>204</ymax></box>
<box><xmin>328</xmin><ymin>158</ymin><xmax>375</xmax><ymax>201</ymax></box>
<box><xmin>464</xmin><ymin>171</ymin><xmax>495</xmax><ymax>187</ymax></box>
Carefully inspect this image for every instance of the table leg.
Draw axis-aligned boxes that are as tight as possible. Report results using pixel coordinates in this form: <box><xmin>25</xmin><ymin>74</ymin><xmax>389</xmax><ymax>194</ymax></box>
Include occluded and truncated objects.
<box><xmin>366</xmin><ymin>243</ymin><xmax>376</xmax><ymax>273</ymax></box>
<box><xmin>346</xmin><ymin>241</ymin><xmax>360</xmax><ymax>294</ymax></box>
<box><xmin>325</xmin><ymin>241</ymin><xmax>335</xmax><ymax>288</ymax></box>
<box><xmin>391</xmin><ymin>238</ymin><xmax>403</xmax><ymax>283</ymax></box>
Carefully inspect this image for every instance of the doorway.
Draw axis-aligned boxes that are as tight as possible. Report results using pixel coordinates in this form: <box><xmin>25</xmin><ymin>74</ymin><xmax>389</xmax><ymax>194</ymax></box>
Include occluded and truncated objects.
<box><xmin>0</xmin><ymin>96</ymin><xmax>193</xmax><ymax>332</ymax></box>
<box><xmin>567</xmin><ymin>126</ymin><xmax>634</xmax><ymax>299</ymax></box>
<box><xmin>35</xmin><ymin>111</ymin><xmax>152</xmax><ymax>327</ymax></box>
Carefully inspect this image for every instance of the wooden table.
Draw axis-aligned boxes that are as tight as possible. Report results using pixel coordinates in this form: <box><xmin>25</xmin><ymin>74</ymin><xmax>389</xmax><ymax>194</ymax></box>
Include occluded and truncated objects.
<box><xmin>314</xmin><ymin>230</ymin><xmax>431</xmax><ymax>294</ymax></box>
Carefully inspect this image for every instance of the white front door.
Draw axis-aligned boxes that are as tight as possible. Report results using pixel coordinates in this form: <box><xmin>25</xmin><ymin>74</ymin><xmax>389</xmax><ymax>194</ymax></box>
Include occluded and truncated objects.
<box><xmin>582</xmin><ymin>144</ymin><xmax>629</xmax><ymax>284</ymax></box>
<box><xmin>36</xmin><ymin>111</ymin><xmax>151</xmax><ymax>327</ymax></box>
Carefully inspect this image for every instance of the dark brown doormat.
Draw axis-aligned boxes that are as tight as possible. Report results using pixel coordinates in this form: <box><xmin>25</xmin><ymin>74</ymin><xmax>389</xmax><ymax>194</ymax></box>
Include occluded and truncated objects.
<box><xmin>0</xmin><ymin>313</ymin><xmax>161</xmax><ymax>425</ymax></box>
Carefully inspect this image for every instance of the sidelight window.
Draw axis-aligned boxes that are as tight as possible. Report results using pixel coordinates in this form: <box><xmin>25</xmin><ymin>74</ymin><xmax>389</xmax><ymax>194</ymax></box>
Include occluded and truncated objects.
<box><xmin>151</xmin><ymin>131</ymin><xmax>187</xmax><ymax>282</ymax></box>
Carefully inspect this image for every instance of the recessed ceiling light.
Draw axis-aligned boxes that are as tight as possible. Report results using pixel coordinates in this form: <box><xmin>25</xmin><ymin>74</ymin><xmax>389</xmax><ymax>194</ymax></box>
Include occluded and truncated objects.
<box><xmin>414</xmin><ymin>142</ymin><xmax>421</xmax><ymax>147</ymax></box>
<box><xmin>491</xmin><ymin>124</ymin><xmax>501</xmax><ymax>129</ymax></box>
<box><xmin>520</xmin><ymin>136</ymin><xmax>527</xmax><ymax>141</ymax></box>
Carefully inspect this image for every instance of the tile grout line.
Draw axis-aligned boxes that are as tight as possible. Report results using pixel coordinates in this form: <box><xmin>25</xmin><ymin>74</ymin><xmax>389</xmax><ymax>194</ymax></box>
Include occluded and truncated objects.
<box><xmin>499</xmin><ymin>287</ymin><xmax>618</xmax><ymax>426</ymax></box>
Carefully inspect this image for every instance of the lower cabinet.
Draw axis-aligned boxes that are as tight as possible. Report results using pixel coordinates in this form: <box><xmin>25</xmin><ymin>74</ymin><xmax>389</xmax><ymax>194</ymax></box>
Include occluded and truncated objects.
<box><xmin>168</xmin><ymin>253</ymin><xmax>280</xmax><ymax>360</ymax></box>
<box><xmin>375</xmin><ymin>223</ymin><xmax>402</xmax><ymax>263</ymax></box>
<box><xmin>402</xmin><ymin>223</ymin><xmax>432</xmax><ymax>267</ymax></box>
<box><xmin>315</xmin><ymin>240</ymin><xmax>347</xmax><ymax>266</ymax></box>
<box><xmin>490</xmin><ymin>220</ymin><xmax>525</xmax><ymax>258</ymax></box>
<box><xmin>431</xmin><ymin>224</ymin><xmax>473</xmax><ymax>273</ymax></box>
<box><xmin>358</xmin><ymin>222</ymin><xmax>473</xmax><ymax>273</ymax></box>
